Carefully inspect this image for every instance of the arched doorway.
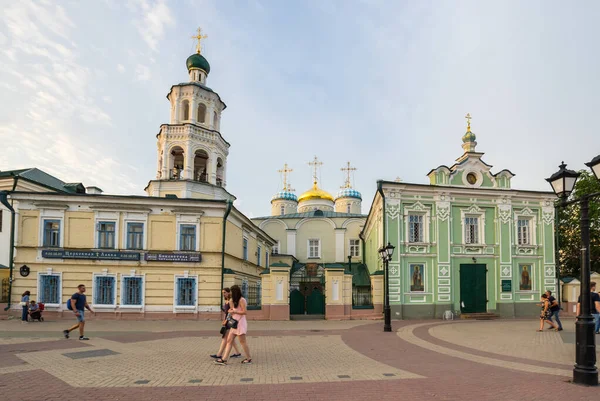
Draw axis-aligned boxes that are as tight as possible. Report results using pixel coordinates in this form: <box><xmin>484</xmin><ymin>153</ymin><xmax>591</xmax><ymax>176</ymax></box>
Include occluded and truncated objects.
<box><xmin>289</xmin><ymin>263</ymin><xmax>325</xmax><ymax>319</ymax></box>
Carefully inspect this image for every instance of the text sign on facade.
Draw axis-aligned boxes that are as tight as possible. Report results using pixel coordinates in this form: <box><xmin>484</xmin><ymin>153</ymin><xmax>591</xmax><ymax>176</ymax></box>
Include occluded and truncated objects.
<box><xmin>144</xmin><ymin>253</ymin><xmax>202</xmax><ymax>263</ymax></box>
<box><xmin>501</xmin><ymin>280</ymin><xmax>512</xmax><ymax>292</ymax></box>
<box><xmin>42</xmin><ymin>250</ymin><xmax>141</xmax><ymax>261</ymax></box>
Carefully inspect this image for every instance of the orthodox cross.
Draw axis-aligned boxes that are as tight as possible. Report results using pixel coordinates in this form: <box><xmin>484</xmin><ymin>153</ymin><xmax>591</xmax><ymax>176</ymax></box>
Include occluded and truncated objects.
<box><xmin>308</xmin><ymin>156</ymin><xmax>323</xmax><ymax>184</ymax></box>
<box><xmin>278</xmin><ymin>163</ymin><xmax>293</xmax><ymax>191</ymax></box>
<box><xmin>191</xmin><ymin>27</ymin><xmax>208</xmax><ymax>54</ymax></box>
<box><xmin>341</xmin><ymin>161</ymin><xmax>357</xmax><ymax>189</ymax></box>
<box><xmin>465</xmin><ymin>113</ymin><xmax>472</xmax><ymax>131</ymax></box>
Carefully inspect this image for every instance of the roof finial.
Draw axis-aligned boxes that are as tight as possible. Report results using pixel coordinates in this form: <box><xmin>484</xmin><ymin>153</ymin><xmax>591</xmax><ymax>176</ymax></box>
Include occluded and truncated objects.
<box><xmin>278</xmin><ymin>163</ymin><xmax>294</xmax><ymax>192</ymax></box>
<box><xmin>341</xmin><ymin>161</ymin><xmax>357</xmax><ymax>189</ymax></box>
<box><xmin>191</xmin><ymin>27</ymin><xmax>208</xmax><ymax>54</ymax></box>
<box><xmin>465</xmin><ymin>113</ymin><xmax>472</xmax><ymax>132</ymax></box>
<box><xmin>308</xmin><ymin>156</ymin><xmax>323</xmax><ymax>186</ymax></box>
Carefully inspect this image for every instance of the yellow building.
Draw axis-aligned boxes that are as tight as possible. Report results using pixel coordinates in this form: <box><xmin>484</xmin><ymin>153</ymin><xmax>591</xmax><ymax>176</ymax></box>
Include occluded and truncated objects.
<box><xmin>4</xmin><ymin>32</ymin><xmax>275</xmax><ymax>319</ymax></box>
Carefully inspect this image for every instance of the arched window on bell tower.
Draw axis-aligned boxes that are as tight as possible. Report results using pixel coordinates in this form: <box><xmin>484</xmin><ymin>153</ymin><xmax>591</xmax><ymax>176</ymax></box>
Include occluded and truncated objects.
<box><xmin>181</xmin><ymin>100</ymin><xmax>190</xmax><ymax>121</ymax></box>
<box><xmin>197</xmin><ymin>103</ymin><xmax>206</xmax><ymax>123</ymax></box>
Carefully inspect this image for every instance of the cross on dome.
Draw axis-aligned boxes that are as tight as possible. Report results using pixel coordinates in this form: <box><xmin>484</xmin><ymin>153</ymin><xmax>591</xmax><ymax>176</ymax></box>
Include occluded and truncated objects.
<box><xmin>278</xmin><ymin>163</ymin><xmax>294</xmax><ymax>192</ymax></box>
<box><xmin>308</xmin><ymin>156</ymin><xmax>323</xmax><ymax>184</ymax></box>
<box><xmin>341</xmin><ymin>161</ymin><xmax>357</xmax><ymax>189</ymax></box>
<box><xmin>191</xmin><ymin>27</ymin><xmax>208</xmax><ymax>54</ymax></box>
<box><xmin>465</xmin><ymin>113</ymin><xmax>472</xmax><ymax>132</ymax></box>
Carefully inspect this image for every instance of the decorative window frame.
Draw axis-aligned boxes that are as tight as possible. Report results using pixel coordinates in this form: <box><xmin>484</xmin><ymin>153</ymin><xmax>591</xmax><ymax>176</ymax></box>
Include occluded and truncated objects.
<box><xmin>38</xmin><ymin>207</ymin><xmax>65</xmax><ymax>248</ymax></box>
<box><xmin>460</xmin><ymin>205</ymin><xmax>486</xmax><ymax>246</ymax></box>
<box><xmin>257</xmin><ymin>245</ymin><xmax>262</xmax><ymax>266</ymax></box>
<box><xmin>403</xmin><ymin>202</ymin><xmax>431</xmax><ymax>244</ymax></box>
<box><xmin>95</xmin><ymin>221</ymin><xmax>117</xmax><ymax>249</ymax></box>
<box><xmin>120</xmin><ymin>271</ymin><xmax>145</xmax><ymax>309</ymax></box>
<box><xmin>122</xmin><ymin>213</ymin><xmax>148</xmax><ymax>250</ymax></box>
<box><xmin>37</xmin><ymin>269</ymin><xmax>62</xmax><ymax>308</ymax></box>
<box><xmin>272</xmin><ymin>240</ymin><xmax>280</xmax><ymax>255</ymax></box>
<box><xmin>349</xmin><ymin>238</ymin><xmax>361</xmax><ymax>257</ymax></box>
<box><xmin>92</xmin><ymin>272</ymin><xmax>118</xmax><ymax>309</ymax></box>
<box><xmin>461</xmin><ymin>169</ymin><xmax>484</xmax><ymax>188</ymax></box>
<box><xmin>242</xmin><ymin>237</ymin><xmax>249</xmax><ymax>260</ymax></box>
<box><xmin>514</xmin><ymin>208</ymin><xmax>537</xmax><ymax>247</ymax></box>
<box><xmin>173</xmin><ymin>272</ymin><xmax>198</xmax><ymax>312</ymax></box>
<box><xmin>307</xmin><ymin>238</ymin><xmax>321</xmax><ymax>259</ymax></box>
<box><xmin>175</xmin><ymin>213</ymin><xmax>201</xmax><ymax>252</ymax></box>
<box><xmin>407</xmin><ymin>263</ymin><xmax>428</xmax><ymax>293</ymax></box>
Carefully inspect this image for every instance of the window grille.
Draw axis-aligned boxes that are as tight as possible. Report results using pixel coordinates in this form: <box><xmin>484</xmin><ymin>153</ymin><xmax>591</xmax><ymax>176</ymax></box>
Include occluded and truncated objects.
<box><xmin>94</xmin><ymin>276</ymin><xmax>115</xmax><ymax>305</ymax></box>
<box><xmin>180</xmin><ymin>225</ymin><xmax>196</xmax><ymax>251</ymax></box>
<box><xmin>247</xmin><ymin>282</ymin><xmax>261</xmax><ymax>308</ymax></box>
<box><xmin>39</xmin><ymin>275</ymin><xmax>60</xmax><ymax>304</ymax></box>
<box><xmin>464</xmin><ymin>217</ymin><xmax>479</xmax><ymax>244</ymax></box>
<box><xmin>122</xmin><ymin>277</ymin><xmax>143</xmax><ymax>306</ymax></box>
<box><xmin>353</xmin><ymin>286</ymin><xmax>373</xmax><ymax>307</ymax></box>
<box><xmin>97</xmin><ymin>222</ymin><xmax>115</xmax><ymax>249</ymax></box>
<box><xmin>176</xmin><ymin>278</ymin><xmax>196</xmax><ymax>306</ymax></box>
<box><xmin>408</xmin><ymin>215</ymin><xmax>424</xmax><ymax>243</ymax></box>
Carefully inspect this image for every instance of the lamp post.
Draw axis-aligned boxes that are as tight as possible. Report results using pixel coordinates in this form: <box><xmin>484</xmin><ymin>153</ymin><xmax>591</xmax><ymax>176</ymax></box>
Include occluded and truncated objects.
<box><xmin>546</xmin><ymin>157</ymin><xmax>600</xmax><ymax>386</ymax></box>
<box><xmin>378</xmin><ymin>242</ymin><xmax>395</xmax><ymax>332</ymax></box>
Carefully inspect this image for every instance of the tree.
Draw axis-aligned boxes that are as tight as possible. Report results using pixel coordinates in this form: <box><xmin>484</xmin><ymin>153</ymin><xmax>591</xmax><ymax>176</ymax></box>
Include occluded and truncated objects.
<box><xmin>557</xmin><ymin>170</ymin><xmax>600</xmax><ymax>278</ymax></box>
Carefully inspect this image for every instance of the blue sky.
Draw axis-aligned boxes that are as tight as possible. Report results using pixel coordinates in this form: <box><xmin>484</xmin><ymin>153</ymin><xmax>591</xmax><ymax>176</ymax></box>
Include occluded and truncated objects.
<box><xmin>1</xmin><ymin>0</ymin><xmax>599</xmax><ymax>217</ymax></box>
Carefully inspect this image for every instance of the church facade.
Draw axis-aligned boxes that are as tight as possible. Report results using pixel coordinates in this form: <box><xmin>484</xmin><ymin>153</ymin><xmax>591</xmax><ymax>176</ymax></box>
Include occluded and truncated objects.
<box><xmin>252</xmin><ymin>160</ymin><xmax>377</xmax><ymax>319</ymax></box>
<box><xmin>362</xmin><ymin>117</ymin><xmax>556</xmax><ymax>319</ymax></box>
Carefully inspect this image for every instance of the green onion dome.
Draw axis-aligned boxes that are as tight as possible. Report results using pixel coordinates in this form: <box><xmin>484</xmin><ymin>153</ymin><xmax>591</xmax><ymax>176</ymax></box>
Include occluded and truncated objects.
<box><xmin>186</xmin><ymin>53</ymin><xmax>210</xmax><ymax>74</ymax></box>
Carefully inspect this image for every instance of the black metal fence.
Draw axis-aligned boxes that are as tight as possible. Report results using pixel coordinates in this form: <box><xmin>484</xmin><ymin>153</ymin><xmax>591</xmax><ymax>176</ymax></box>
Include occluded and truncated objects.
<box><xmin>247</xmin><ymin>283</ymin><xmax>261</xmax><ymax>310</ymax></box>
<box><xmin>352</xmin><ymin>286</ymin><xmax>373</xmax><ymax>308</ymax></box>
<box><xmin>1</xmin><ymin>278</ymin><xmax>9</xmax><ymax>303</ymax></box>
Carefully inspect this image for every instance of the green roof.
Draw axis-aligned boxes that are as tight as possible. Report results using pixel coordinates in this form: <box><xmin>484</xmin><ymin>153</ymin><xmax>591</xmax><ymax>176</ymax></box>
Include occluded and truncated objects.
<box><xmin>269</xmin><ymin>262</ymin><xmax>291</xmax><ymax>268</ymax></box>
<box><xmin>255</xmin><ymin>211</ymin><xmax>366</xmax><ymax>220</ymax></box>
<box><xmin>0</xmin><ymin>168</ymin><xmax>85</xmax><ymax>194</ymax></box>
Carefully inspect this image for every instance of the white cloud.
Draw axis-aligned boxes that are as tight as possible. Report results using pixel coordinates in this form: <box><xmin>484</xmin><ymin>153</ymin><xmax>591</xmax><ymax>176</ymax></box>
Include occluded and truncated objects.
<box><xmin>128</xmin><ymin>0</ymin><xmax>175</xmax><ymax>51</ymax></box>
<box><xmin>117</xmin><ymin>63</ymin><xmax>126</xmax><ymax>73</ymax></box>
<box><xmin>102</xmin><ymin>95</ymin><xmax>112</xmax><ymax>103</ymax></box>
<box><xmin>135</xmin><ymin>64</ymin><xmax>151</xmax><ymax>81</ymax></box>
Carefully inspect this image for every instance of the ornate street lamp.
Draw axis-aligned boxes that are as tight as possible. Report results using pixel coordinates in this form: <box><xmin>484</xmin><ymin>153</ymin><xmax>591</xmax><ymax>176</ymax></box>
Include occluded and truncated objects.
<box><xmin>546</xmin><ymin>157</ymin><xmax>600</xmax><ymax>386</ymax></box>
<box><xmin>379</xmin><ymin>242</ymin><xmax>395</xmax><ymax>332</ymax></box>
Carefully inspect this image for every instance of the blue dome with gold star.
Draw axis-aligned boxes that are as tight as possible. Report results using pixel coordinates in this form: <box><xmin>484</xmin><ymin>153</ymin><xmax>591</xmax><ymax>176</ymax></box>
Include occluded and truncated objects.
<box><xmin>336</xmin><ymin>188</ymin><xmax>362</xmax><ymax>200</ymax></box>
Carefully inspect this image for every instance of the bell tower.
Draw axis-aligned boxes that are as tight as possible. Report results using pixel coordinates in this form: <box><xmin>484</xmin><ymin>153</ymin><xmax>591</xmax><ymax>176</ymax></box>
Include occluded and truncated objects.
<box><xmin>145</xmin><ymin>28</ymin><xmax>233</xmax><ymax>200</ymax></box>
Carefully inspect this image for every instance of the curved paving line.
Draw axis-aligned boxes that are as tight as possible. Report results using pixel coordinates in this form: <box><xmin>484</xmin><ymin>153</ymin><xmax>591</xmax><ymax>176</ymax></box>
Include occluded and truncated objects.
<box><xmin>397</xmin><ymin>322</ymin><xmax>572</xmax><ymax>378</ymax></box>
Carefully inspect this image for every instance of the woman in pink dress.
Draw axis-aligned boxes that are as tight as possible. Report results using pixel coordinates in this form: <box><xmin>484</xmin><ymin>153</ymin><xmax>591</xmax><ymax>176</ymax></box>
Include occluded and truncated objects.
<box><xmin>215</xmin><ymin>285</ymin><xmax>252</xmax><ymax>365</ymax></box>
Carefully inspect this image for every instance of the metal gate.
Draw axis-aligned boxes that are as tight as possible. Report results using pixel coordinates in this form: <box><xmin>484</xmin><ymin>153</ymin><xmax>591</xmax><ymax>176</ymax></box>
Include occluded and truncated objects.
<box><xmin>290</xmin><ymin>263</ymin><xmax>325</xmax><ymax>316</ymax></box>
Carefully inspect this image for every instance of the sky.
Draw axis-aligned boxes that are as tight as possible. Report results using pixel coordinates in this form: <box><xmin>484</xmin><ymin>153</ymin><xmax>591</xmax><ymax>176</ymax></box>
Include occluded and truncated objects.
<box><xmin>1</xmin><ymin>0</ymin><xmax>600</xmax><ymax>218</ymax></box>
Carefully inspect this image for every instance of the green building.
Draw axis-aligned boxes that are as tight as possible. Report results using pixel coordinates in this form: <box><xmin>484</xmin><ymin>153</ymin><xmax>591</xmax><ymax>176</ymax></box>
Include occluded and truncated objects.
<box><xmin>361</xmin><ymin>117</ymin><xmax>557</xmax><ymax>319</ymax></box>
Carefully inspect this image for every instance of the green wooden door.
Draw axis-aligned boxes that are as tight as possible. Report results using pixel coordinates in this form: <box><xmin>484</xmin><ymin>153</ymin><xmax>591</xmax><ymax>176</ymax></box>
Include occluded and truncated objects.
<box><xmin>306</xmin><ymin>286</ymin><xmax>325</xmax><ymax>315</ymax></box>
<box><xmin>290</xmin><ymin>290</ymin><xmax>304</xmax><ymax>315</ymax></box>
<box><xmin>460</xmin><ymin>264</ymin><xmax>487</xmax><ymax>313</ymax></box>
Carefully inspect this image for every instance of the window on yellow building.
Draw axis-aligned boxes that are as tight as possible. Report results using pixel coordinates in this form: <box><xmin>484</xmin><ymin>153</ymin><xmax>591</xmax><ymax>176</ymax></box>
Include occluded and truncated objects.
<box><xmin>243</xmin><ymin>237</ymin><xmax>248</xmax><ymax>260</ymax></box>
<box><xmin>180</xmin><ymin>225</ymin><xmax>196</xmax><ymax>251</ymax></box>
<box><xmin>97</xmin><ymin>222</ymin><xmax>115</xmax><ymax>249</ymax></box>
<box><xmin>43</xmin><ymin>220</ymin><xmax>61</xmax><ymax>248</ymax></box>
<box><xmin>127</xmin><ymin>223</ymin><xmax>144</xmax><ymax>250</ymax></box>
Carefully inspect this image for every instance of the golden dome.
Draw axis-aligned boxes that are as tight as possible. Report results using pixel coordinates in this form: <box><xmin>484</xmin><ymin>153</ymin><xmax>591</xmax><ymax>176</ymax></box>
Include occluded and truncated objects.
<box><xmin>298</xmin><ymin>182</ymin><xmax>334</xmax><ymax>203</ymax></box>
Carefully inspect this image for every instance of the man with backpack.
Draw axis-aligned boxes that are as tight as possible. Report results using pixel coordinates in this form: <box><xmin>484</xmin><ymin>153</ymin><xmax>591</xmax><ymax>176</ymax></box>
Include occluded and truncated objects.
<box><xmin>62</xmin><ymin>284</ymin><xmax>95</xmax><ymax>340</ymax></box>
<box><xmin>546</xmin><ymin>290</ymin><xmax>563</xmax><ymax>331</ymax></box>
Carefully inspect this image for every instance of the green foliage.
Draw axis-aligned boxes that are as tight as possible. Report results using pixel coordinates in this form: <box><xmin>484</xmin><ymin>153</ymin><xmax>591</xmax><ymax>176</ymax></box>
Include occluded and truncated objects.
<box><xmin>557</xmin><ymin>170</ymin><xmax>600</xmax><ymax>278</ymax></box>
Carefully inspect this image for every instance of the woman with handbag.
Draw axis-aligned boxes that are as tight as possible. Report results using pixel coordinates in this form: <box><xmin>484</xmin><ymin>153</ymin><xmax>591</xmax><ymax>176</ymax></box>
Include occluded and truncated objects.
<box><xmin>20</xmin><ymin>291</ymin><xmax>31</xmax><ymax>323</ymax></box>
<box><xmin>210</xmin><ymin>288</ymin><xmax>241</xmax><ymax>359</ymax></box>
<box><xmin>215</xmin><ymin>285</ymin><xmax>252</xmax><ymax>365</ymax></box>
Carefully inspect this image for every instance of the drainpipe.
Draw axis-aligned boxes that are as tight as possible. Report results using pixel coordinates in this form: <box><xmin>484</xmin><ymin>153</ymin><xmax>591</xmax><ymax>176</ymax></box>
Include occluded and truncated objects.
<box><xmin>0</xmin><ymin>190</ymin><xmax>16</xmax><ymax>311</ymax></box>
<box><xmin>220</xmin><ymin>200</ymin><xmax>233</xmax><ymax>310</ymax></box>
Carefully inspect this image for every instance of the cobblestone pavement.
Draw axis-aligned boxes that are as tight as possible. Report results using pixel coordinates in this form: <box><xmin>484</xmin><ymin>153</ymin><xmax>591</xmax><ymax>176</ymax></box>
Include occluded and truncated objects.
<box><xmin>0</xmin><ymin>317</ymin><xmax>598</xmax><ymax>400</ymax></box>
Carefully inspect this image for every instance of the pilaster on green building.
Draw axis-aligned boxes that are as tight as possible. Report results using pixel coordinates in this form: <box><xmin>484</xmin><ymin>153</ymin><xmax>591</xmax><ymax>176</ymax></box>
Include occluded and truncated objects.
<box><xmin>361</xmin><ymin>116</ymin><xmax>557</xmax><ymax>319</ymax></box>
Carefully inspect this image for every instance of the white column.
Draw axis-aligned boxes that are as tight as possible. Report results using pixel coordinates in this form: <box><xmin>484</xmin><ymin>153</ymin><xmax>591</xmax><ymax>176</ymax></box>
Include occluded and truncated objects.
<box><xmin>286</xmin><ymin>229</ymin><xmax>297</xmax><ymax>257</ymax></box>
<box><xmin>183</xmin><ymin>142</ymin><xmax>193</xmax><ymax>180</ymax></box>
<box><xmin>221</xmin><ymin>159</ymin><xmax>227</xmax><ymax>188</ymax></box>
<box><xmin>207</xmin><ymin>104</ymin><xmax>215</xmax><ymax>128</ymax></box>
<box><xmin>209</xmin><ymin>153</ymin><xmax>217</xmax><ymax>184</ymax></box>
<box><xmin>161</xmin><ymin>143</ymin><xmax>169</xmax><ymax>179</ymax></box>
<box><xmin>190</xmin><ymin>97</ymin><xmax>197</xmax><ymax>123</ymax></box>
<box><xmin>335</xmin><ymin>228</ymin><xmax>346</xmax><ymax>262</ymax></box>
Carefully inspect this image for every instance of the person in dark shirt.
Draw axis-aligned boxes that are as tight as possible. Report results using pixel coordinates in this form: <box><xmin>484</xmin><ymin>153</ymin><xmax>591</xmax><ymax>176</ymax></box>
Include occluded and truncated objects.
<box><xmin>576</xmin><ymin>281</ymin><xmax>600</xmax><ymax>335</ymax></box>
<box><xmin>210</xmin><ymin>288</ymin><xmax>242</xmax><ymax>359</ymax></box>
<box><xmin>545</xmin><ymin>290</ymin><xmax>563</xmax><ymax>331</ymax></box>
<box><xmin>63</xmin><ymin>284</ymin><xmax>95</xmax><ymax>340</ymax></box>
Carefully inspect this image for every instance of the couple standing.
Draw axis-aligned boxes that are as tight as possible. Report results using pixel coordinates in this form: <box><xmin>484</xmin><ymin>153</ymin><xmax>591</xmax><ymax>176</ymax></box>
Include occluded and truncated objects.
<box><xmin>212</xmin><ymin>285</ymin><xmax>252</xmax><ymax>365</ymax></box>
